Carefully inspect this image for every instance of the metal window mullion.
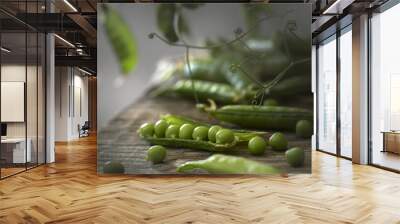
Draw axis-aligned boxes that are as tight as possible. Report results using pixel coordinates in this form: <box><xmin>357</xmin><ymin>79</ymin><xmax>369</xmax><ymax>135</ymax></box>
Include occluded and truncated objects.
<box><xmin>25</xmin><ymin>0</ymin><xmax>28</xmax><ymax>171</ymax></box>
<box><xmin>336</xmin><ymin>29</ymin><xmax>341</xmax><ymax>157</ymax></box>
<box><xmin>367</xmin><ymin>10</ymin><xmax>373</xmax><ymax>165</ymax></box>
<box><xmin>316</xmin><ymin>44</ymin><xmax>320</xmax><ymax>150</ymax></box>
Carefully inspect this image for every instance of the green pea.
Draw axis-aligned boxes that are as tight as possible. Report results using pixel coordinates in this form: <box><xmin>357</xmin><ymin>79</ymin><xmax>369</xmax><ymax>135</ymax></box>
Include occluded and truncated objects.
<box><xmin>165</xmin><ymin>125</ymin><xmax>180</xmax><ymax>138</ymax></box>
<box><xmin>179</xmin><ymin>123</ymin><xmax>195</xmax><ymax>139</ymax></box>
<box><xmin>285</xmin><ymin>147</ymin><xmax>304</xmax><ymax>167</ymax></box>
<box><xmin>269</xmin><ymin>132</ymin><xmax>288</xmax><ymax>151</ymax></box>
<box><xmin>296</xmin><ymin>120</ymin><xmax>313</xmax><ymax>138</ymax></box>
<box><xmin>154</xmin><ymin>120</ymin><xmax>169</xmax><ymax>138</ymax></box>
<box><xmin>146</xmin><ymin>145</ymin><xmax>166</xmax><ymax>164</ymax></box>
<box><xmin>248</xmin><ymin>136</ymin><xmax>267</xmax><ymax>155</ymax></box>
<box><xmin>263</xmin><ymin>98</ymin><xmax>278</xmax><ymax>106</ymax></box>
<box><xmin>216</xmin><ymin>129</ymin><xmax>235</xmax><ymax>144</ymax></box>
<box><xmin>192</xmin><ymin>126</ymin><xmax>209</xmax><ymax>141</ymax></box>
<box><xmin>138</xmin><ymin>123</ymin><xmax>154</xmax><ymax>137</ymax></box>
<box><xmin>103</xmin><ymin>161</ymin><xmax>125</xmax><ymax>174</ymax></box>
<box><xmin>208</xmin><ymin>125</ymin><xmax>222</xmax><ymax>143</ymax></box>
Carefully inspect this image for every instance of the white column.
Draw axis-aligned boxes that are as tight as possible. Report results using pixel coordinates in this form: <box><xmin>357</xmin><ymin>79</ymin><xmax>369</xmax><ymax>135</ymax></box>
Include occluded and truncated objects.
<box><xmin>352</xmin><ymin>14</ymin><xmax>369</xmax><ymax>164</ymax></box>
<box><xmin>312</xmin><ymin>45</ymin><xmax>317</xmax><ymax>150</ymax></box>
<box><xmin>46</xmin><ymin>33</ymin><xmax>55</xmax><ymax>163</ymax></box>
<box><xmin>46</xmin><ymin>1</ymin><xmax>55</xmax><ymax>163</ymax></box>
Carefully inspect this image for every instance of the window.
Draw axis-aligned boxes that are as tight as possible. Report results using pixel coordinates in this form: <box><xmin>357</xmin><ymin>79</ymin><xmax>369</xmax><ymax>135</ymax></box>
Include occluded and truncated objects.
<box><xmin>370</xmin><ymin>3</ymin><xmax>400</xmax><ymax>171</ymax></box>
<box><xmin>339</xmin><ymin>27</ymin><xmax>352</xmax><ymax>158</ymax></box>
<box><xmin>0</xmin><ymin>2</ymin><xmax>47</xmax><ymax>179</ymax></box>
<box><xmin>317</xmin><ymin>35</ymin><xmax>337</xmax><ymax>154</ymax></box>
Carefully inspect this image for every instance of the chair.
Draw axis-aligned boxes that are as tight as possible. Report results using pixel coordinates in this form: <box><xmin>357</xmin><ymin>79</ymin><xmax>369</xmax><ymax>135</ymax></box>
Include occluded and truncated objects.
<box><xmin>79</xmin><ymin>121</ymin><xmax>90</xmax><ymax>138</ymax></box>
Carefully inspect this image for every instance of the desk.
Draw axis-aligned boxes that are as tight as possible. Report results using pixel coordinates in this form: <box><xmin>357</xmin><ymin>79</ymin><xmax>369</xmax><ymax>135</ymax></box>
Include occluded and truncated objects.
<box><xmin>1</xmin><ymin>138</ymin><xmax>32</xmax><ymax>163</ymax></box>
<box><xmin>382</xmin><ymin>131</ymin><xmax>400</xmax><ymax>154</ymax></box>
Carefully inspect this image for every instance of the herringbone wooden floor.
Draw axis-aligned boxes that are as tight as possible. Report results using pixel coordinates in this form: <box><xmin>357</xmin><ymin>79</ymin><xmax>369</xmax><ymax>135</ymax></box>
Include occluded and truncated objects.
<box><xmin>0</xmin><ymin>135</ymin><xmax>399</xmax><ymax>224</ymax></box>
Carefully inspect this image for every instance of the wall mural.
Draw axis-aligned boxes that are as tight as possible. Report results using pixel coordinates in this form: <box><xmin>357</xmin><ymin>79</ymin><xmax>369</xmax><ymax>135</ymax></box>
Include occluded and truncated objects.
<box><xmin>97</xmin><ymin>3</ymin><xmax>312</xmax><ymax>175</ymax></box>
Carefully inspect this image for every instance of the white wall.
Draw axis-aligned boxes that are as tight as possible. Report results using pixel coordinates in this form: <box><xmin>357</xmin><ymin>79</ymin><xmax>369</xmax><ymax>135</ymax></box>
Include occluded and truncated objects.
<box><xmin>55</xmin><ymin>67</ymin><xmax>89</xmax><ymax>141</ymax></box>
<box><xmin>55</xmin><ymin>67</ymin><xmax>69</xmax><ymax>141</ymax></box>
<box><xmin>1</xmin><ymin>65</ymin><xmax>37</xmax><ymax>137</ymax></box>
<box><xmin>1</xmin><ymin>64</ymin><xmax>46</xmax><ymax>164</ymax></box>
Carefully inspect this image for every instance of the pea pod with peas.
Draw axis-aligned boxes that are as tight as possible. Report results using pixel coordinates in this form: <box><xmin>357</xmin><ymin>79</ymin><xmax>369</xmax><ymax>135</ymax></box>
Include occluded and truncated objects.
<box><xmin>138</xmin><ymin>121</ymin><xmax>239</xmax><ymax>152</ymax></box>
<box><xmin>160</xmin><ymin>114</ymin><xmax>267</xmax><ymax>142</ymax></box>
<box><xmin>163</xmin><ymin>79</ymin><xmax>251</xmax><ymax>104</ymax></box>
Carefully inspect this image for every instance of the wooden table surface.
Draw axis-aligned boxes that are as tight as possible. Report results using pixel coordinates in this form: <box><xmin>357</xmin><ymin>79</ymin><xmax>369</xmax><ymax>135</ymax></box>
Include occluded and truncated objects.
<box><xmin>98</xmin><ymin>96</ymin><xmax>311</xmax><ymax>174</ymax></box>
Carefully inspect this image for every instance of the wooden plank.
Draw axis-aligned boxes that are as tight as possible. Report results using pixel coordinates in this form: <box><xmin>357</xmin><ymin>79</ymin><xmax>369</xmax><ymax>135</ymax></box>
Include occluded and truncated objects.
<box><xmin>1</xmin><ymin>135</ymin><xmax>400</xmax><ymax>223</ymax></box>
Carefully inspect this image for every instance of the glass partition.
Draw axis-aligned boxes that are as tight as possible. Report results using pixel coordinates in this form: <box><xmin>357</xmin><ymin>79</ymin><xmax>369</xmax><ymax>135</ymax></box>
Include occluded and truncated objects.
<box><xmin>0</xmin><ymin>2</ymin><xmax>46</xmax><ymax>179</ymax></box>
<box><xmin>317</xmin><ymin>35</ymin><xmax>337</xmax><ymax>154</ymax></box>
<box><xmin>0</xmin><ymin>30</ymin><xmax>28</xmax><ymax>177</ymax></box>
<box><xmin>339</xmin><ymin>27</ymin><xmax>352</xmax><ymax>158</ymax></box>
<box><xmin>370</xmin><ymin>3</ymin><xmax>400</xmax><ymax>171</ymax></box>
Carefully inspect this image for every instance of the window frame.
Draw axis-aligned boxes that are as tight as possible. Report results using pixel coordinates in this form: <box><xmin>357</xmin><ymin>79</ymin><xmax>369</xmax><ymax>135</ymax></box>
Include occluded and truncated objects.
<box><xmin>367</xmin><ymin>0</ymin><xmax>400</xmax><ymax>173</ymax></box>
<box><xmin>315</xmin><ymin>22</ymin><xmax>353</xmax><ymax>161</ymax></box>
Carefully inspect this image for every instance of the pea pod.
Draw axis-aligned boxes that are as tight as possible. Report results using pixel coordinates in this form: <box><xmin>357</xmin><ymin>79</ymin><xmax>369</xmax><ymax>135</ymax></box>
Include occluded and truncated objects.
<box><xmin>141</xmin><ymin>136</ymin><xmax>238</xmax><ymax>152</ymax></box>
<box><xmin>157</xmin><ymin>4</ymin><xmax>179</xmax><ymax>43</ymax></box>
<box><xmin>201</xmin><ymin>102</ymin><xmax>313</xmax><ymax>131</ymax></box>
<box><xmin>177</xmin><ymin>154</ymin><xmax>282</xmax><ymax>174</ymax></box>
<box><xmin>102</xmin><ymin>5</ymin><xmax>137</xmax><ymax>74</ymax></box>
<box><xmin>161</xmin><ymin>114</ymin><xmax>208</xmax><ymax>127</ymax></box>
<box><xmin>160</xmin><ymin>114</ymin><xmax>267</xmax><ymax>141</ymax></box>
<box><xmin>160</xmin><ymin>58</ymin><xmax>226</xmax><ymax>83</ymax></box>
<box><xmin>165</xmin><ymin>79</ymin><xmax>248</xmax><ymax>104</ymax></box>
<box><xmin>269</xmin><ymin>75</ymin><xmax>311</xmax><ymax>98</ymax></box>
<box><xmin>181</xmin><ymin>58</ymin><xmax>226</xmax><ymax>83</ymax></box>
<box><xmin>178</xmin><ymin>58</ymin><xmax>253</xmax><ymax>86</ymax></box>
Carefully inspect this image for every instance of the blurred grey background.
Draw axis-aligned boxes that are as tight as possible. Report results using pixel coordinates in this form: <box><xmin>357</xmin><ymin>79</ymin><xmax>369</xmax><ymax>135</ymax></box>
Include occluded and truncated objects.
<box><xmin>97</xmin><ymin>3</ymin><xmax>311</xmax><ymax>130</ymax></box>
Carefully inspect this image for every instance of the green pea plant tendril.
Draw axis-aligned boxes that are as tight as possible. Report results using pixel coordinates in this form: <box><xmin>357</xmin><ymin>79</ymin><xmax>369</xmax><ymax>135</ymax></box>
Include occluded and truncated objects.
<box><xmin>148</xmin><ymin>5</ymin><xmax>311</xmax><ymax>106</ymax></box>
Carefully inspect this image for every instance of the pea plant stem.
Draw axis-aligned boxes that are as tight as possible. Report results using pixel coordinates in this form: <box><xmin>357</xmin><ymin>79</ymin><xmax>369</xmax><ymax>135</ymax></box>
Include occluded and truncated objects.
<box><xmin>172</xmin><ymin>8</ymin><xmax>200</xmax><ymax>104</ymax></box>
<box><xmin>185</xmin><ymin>46</ymin><xmax>199</xmax><ymax>103</ymax></box>
<box><xmin>149</xmin><ymin>6</ymin><xmax>308</xmax><ymax>105</ymax></box>
<box><xmin>149</xmin><ymin>9</ymin><xmax>294</xmax><ymax>51</ymax></box>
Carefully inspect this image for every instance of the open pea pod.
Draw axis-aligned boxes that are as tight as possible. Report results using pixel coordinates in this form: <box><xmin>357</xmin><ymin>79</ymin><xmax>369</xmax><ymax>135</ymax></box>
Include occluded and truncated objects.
<box><xmin>160</xmin><ymin>114</ymin><xmax>268</xmax><ymax>141</ymax></box>
<box><xmin>141</xmin><ymin>136</ymin><xmax>238</xmax><ymax>152</ymax></box>
<box><xmin>161</xmin><ymin>114</ymin><xmax>208</xmax><ymax>126</ymax></box>
<box><xmin>177</xmin><ymin>154</ymin><xmax>282</xmax><ymax>175</ymax></box>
